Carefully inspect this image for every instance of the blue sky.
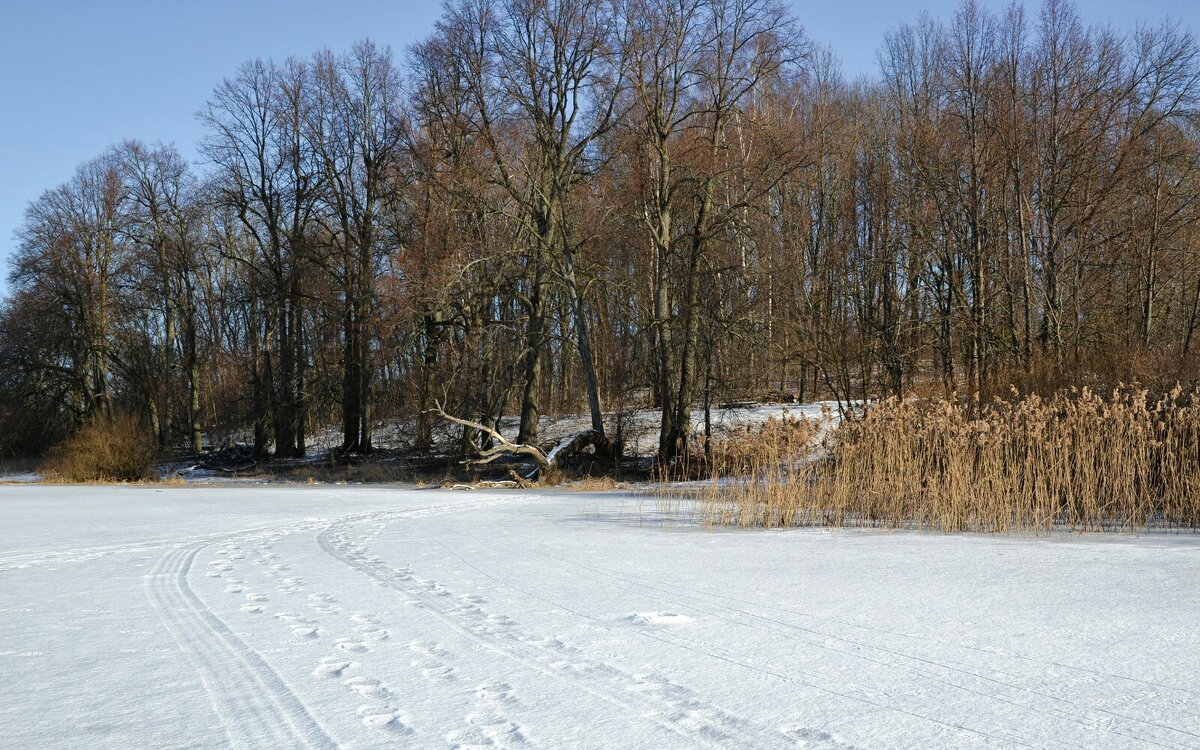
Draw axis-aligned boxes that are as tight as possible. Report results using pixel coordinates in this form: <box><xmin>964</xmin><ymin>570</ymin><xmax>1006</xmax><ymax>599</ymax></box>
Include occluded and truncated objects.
<box><xmin>2</xmin><ymin>0</ymin><xmax>1197</xmax><ymax>290</ymax></box>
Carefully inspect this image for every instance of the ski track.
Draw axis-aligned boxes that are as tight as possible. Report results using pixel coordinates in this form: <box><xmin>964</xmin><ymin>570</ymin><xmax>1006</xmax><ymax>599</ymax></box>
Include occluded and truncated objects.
<box><xmin>145</xmin><ymin>543</ymin><xmax>338</xmax><ymax>750</ymax></box>
<box><xmin>141</xmin><ymin>495</ymin><xmax>525</xmax><ymax>750</ymax></box>
<box><xmin>316</xmin><ymin>511</ymin><xmax>802</xmax><ymax>749</ymax></box>
<box><xmin>0</xmin><ymin>516</ymin><xmax>345</xmax><ymax>573</ymax></box>
<box><xmin>0</xmin><ymin>496</ymin><xmax>519</xmax><ymax>573</ymax></box>
<box><xmin>485</xmin><ymin>532</ymin><xmax>1200</xmax><ymax>750</ymax></box>
<box><xmin>19</xmin><ymin>488</ymin><xmax>1197</xmax><ymax>750</ymax></box>
<box><xmin>3</xmin><ymin>530</ymin><xmax>273</xmax><ymax>572</ymax></box>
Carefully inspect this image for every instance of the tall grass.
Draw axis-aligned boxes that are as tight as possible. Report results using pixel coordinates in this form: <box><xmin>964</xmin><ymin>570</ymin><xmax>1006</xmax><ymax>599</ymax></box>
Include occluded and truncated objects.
<box><xmin>697</xmin><ymin>387</ymin><xmax>1200</xmax><ymax>533</ymax></box>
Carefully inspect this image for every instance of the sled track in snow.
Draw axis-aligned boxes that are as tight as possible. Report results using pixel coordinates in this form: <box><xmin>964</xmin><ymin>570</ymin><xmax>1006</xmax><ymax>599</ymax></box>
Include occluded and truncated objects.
<box><xmin>316</xmin><ymin>512</ymin><xmax>801</xmax><ymax>749</ymax></box>
<box><xmin>146</xmin><ymin>542</ymin><xmax>338</xmax><ymax>750</ymax></box>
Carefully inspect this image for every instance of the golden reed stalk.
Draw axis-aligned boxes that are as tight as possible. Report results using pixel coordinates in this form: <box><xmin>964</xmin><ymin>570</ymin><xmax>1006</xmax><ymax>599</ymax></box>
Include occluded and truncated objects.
<box><xmin>692</xmin><ymin>387</ymin><xmax>1200</xmax><ymax>533</ymax></box>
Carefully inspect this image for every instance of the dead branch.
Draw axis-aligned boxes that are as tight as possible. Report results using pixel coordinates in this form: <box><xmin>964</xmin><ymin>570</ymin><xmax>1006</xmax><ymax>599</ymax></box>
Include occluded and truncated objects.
<box><xmin>429</xmin><ymin>401</ymin><xmax>553</xmax><ymax>478</ymax></box>
<box><xmin>428</xmin><ymin>402</ymin><xmax>608</xmax><ymax>484</ymax></box>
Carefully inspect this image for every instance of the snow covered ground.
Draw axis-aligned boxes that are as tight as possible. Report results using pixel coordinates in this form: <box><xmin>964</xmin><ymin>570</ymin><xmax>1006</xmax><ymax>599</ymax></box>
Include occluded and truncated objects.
<box><xmin>2</xmin><ymin>484</ymin><xmax>1199</xmax><ymax>749</ymax></box>
<box><xmin>295</xmin><ymin>401</ymin><xmax>835</xmax><ymax>458</ymax></box>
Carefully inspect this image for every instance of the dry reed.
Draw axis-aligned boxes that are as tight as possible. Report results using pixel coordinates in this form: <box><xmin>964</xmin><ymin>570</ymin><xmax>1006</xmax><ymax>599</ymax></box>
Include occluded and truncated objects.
<box><xmin>695</xmin><ymin>387</ymin><xmax>1200</xmax><ymax>533</ymax></box>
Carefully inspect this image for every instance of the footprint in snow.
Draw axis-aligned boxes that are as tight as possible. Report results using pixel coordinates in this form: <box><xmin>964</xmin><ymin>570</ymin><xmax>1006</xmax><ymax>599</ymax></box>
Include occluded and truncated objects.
<box><xmin>358</xmin><ymin>704</ymin><xmax>412</xmax><ymax>733</ymax></box>
<box><xmin>224</xmin><ymin>584</ymin><xmax>245</xmax><ymax>594</ymax></box>
<box><xmin>244</xmin><ymin>593</ymin><xmax>269</xmax><ymax>602</ymax></box>
<box><xmin>240</xmin><ymin>604</ymin><xmax>263</xmax><ymax>614</ymax></box>
<box><xmin>782</xmin><ymin>726</ymin><xmax>861</xmax><ymax>749</ymax></box>
<box><xmin>424</xmin><ymin>664</ymin><xmax>456</xmax><ymax>681</ymax></box>
<box><xmin>312</xmin><ymin>657</ymin><xmax>355</xmax><ymax>678</ymax></box>
<box><xmin>412</xmin><ymin>656</ymin><xmax>456</xmax><ymax>681</ymax></box>
<box><xmin>627</xmin><ymin>673</ymin><xmax>669</xmax><ymax>693</ymax></box>
<box><xmin>335</xmin><ymin>639</ymin><xmax>369</xmax><ymax>653</ymax></box>
<box><xmin>356</xmin><ymin>626</ymin><xmax>390</xmax><ymax>641</ymax></box>
<box><xmin>624</xmin><ymin>611</ymin><xmax>692</xmax><ymax>626</ymax></box>
<box><xmin>409</xmin><ymin>640</ymin><xmax>451</xmax><ymax>658</ymax></box>
<box><xmin>345</xmin><ymin>676</ymin><xmax>391</xmax><ymax>698</ymax></box>
<box><xmin>292</xmin><ymin>626</ymin><xmax>321</xmax><ymax>639</ymax></box>
<box><xmin>448</xmin><ymin>711</ymin><xmax>527</xmax><ymax>748</ymax></box>
<box><xmin>476</xmin><ymin>681</ymin><xmax>516</xmax><ymax>705</ymax></box>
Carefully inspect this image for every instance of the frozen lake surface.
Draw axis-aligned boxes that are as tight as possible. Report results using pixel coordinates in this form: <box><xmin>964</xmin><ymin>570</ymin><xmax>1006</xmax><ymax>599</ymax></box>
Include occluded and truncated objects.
<box><xmin>2</xmin><ymin>484</ymin><xmax>1198</xmax><ymax>749</ymax></box>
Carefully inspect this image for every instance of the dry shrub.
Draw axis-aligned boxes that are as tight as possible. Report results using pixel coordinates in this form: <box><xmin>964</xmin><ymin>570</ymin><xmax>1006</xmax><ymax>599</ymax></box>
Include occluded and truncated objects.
<box><xmin>43</xmin><ymin>413</ymin><xmax>158</xmax><ymax>483</ymax></box>
<box><xmin>700</xmin><ymin>387</ymin><xmax>1200</xmax><ymax>533</ymax></box>
<box><xmin>565</xmin><ymin>475</ymin><xmax>629</xmax><ymax>492</ymax></box>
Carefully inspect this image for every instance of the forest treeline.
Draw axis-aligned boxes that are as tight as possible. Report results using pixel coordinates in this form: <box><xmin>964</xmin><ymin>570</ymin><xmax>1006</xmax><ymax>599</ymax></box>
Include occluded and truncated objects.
<box><xmin>4</xmin><ymin>0</ymin><xmax>1200</xmax><ymax>461</ymax></box>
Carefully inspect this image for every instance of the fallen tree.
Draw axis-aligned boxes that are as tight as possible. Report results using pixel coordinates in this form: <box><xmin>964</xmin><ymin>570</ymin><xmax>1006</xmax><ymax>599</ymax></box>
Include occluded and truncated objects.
<box><xmin>430</xmin><ymin>403</ymin><xmax>606</xmax><ymax>485</ymax></box>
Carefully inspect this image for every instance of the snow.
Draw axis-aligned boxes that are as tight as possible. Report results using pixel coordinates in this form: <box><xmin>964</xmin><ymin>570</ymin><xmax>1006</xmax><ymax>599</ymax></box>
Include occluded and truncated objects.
<box><xmin>2</xmin><ymin>483</ymin><xmax>1199</xmax><ymax>749</ymax></box>
<box><xmin>283</xmin><ymin>401</ymin><xmax>835</xmax><ymax>458</ymax></box>
<box><xmin>0</xmin><ymin>472</ymin><xmax>41</xmax><ymax>484</ymax></box>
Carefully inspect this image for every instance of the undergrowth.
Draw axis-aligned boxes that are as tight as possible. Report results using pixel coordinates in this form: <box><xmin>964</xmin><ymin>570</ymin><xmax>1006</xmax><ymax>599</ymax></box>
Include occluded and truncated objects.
<box><xmin>43</xmin><ymin>413</ymin><xmax>158</xmax><ymax>483</ymax></box>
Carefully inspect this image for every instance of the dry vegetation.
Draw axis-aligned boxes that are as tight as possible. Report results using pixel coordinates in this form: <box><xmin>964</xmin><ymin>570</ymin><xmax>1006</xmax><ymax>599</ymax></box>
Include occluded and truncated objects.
<box><xmin>8</xmin><ymin>1</ymin><xmax>1200</xmax><ymax>471</ymax></box>
<box><xmin>659</xmin><ymin>411</ymin><xmax>826</xmax><ymax>481</ymax></box>
<box><xmin>42</xmin><ymin>413</ymin><xmax>159</xmax><ymax>483</ymax></box>
<box><xmin>695</xmin><ymin>388</ymin><xmax>1200</xmax><ymax>533</ymax></box>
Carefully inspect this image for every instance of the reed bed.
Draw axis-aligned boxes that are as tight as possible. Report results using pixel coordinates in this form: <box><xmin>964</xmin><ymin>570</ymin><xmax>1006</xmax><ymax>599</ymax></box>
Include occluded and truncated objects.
<box><xmin>694</xmin><ymin>387</ymin><xmax>1200</xmax><ymax>533</ymax></box>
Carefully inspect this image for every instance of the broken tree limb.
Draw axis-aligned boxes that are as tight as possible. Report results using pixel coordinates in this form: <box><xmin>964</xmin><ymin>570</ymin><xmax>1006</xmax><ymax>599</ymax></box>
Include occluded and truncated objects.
<box><xmin>429</xmin><ymin>402</ymin><xmax>553</xmax><ymax>479</ymax></box>
<box><xmin>545</xmin><ymin>429</ymin><xmax>605</xmax><ymax>464</ymax></box>
<box><xmin>428</xmin><ymin>402</ymin><xmax>608</xmax><ymax>484</ymax></box>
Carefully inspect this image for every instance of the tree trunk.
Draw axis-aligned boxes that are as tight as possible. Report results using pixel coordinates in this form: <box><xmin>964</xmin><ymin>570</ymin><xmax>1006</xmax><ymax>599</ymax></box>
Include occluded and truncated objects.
<box><xmin>561</xmin><ymin>231</ymin><xmax>605</xmax><ymax>439</ymax></box>
<box><xmin>518</xmin><ymin>249</ymin><xmax>548</xmax><ymax>446</ymax></box>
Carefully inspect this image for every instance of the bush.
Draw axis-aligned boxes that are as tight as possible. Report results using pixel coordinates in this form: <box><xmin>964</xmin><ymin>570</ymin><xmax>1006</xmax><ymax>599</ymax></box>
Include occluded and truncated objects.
<box><xmin>43</xmin><ymin>413</ymin><xmax>159</xmax><ymax>482</ymax></box>
<box><xmin>697</xmin><ymin>387</ymin><xmax>1200</xmax><ymax>533</ymax></box>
